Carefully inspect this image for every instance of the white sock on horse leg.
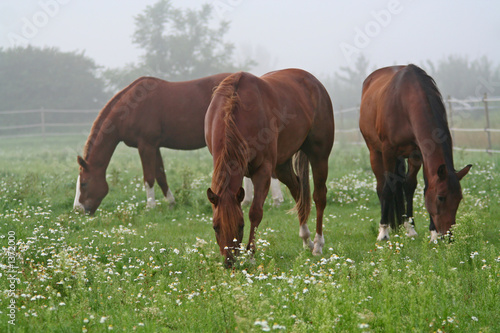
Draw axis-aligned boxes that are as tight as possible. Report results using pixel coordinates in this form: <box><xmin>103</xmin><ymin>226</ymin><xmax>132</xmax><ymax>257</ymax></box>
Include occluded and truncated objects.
<box><xmin>145</xmin><ymin>182</ymin><xmax>156</xmax><ymax>208</ymax></box>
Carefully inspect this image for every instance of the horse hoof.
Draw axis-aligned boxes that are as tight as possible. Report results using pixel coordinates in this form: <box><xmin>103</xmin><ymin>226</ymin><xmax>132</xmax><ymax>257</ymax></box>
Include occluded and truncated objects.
<box><xmin>404</xmin><ymin>221</ymin><xmax>417</xmax><ymax>237</ymax></box>
<box><xmin>303</xmin><ymin>240</ymin><xmax>314</xmax><ymax>251</ymax></box>
<box><xmin>272</xmin><ymin>200</ymin><xmax>282</xmax><ymax>208</ymax></box>
<box><xmin>377</xmin><ymin>225</ymin><xmax>390</xmax><ymax>241</ymax></box>
<box><xmin>312</xmin><ymin>234</ymin><xmax>324</xmax><ymax>255</ymax></box>
<box><xmin>312</xmin><ymin>249</ymin><xmax>322</xmax><ymax>256</ymax></box>
<box><xmin>406</xmin><ymin>229</ymin><xmax>418</xmax><ymax>238</ymax></box>
<box><xmin>430</xmin><ymin>230</ymin><xmax>440</xmax><ymax>242</ymax></box>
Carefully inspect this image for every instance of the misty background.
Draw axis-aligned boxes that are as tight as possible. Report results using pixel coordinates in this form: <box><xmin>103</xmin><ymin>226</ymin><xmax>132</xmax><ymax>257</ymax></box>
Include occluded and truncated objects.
<box><xmin>1</xmin><ymin>0</ymin><xmax>499</xmax><ymax>112</ymax></box>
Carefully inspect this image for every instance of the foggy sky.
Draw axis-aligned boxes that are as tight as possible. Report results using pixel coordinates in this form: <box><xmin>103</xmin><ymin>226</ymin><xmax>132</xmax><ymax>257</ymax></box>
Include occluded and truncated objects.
<box><xmin>1</xmin><ymin>0</ymin><xmax>499</xmax><ymax>78</ymax></box>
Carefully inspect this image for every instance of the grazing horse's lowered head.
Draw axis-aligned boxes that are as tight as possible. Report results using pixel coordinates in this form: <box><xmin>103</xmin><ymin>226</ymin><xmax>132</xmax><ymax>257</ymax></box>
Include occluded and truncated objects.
<box><xmin>360</xmin><ymin>64</ymin><xmax>471</xmax><ymax>242</ymax></box>
<box><xmin>425</xmin><ymin>163</ymin><xmax>472</xmax><ymax>239</ymax></box>
<box><xmin>205</xmin><ymin>69</ymin><xmax>334</xmax><ymax>267</ymax></box>
<box><xmin>74</xmin><ymin>156</ymin><xmax>108</xmax><ymax>215</ymax></box>
<box><xmin>207</xmin><ymin>187</ymin><xmax>246</xmax><ymax>266</ymax></box>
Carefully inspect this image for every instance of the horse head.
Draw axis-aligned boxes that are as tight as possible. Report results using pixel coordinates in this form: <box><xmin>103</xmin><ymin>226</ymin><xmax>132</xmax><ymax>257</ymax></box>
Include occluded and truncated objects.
<box><xmin>425</xmin><ymin>164</ymin><xmax>472</xmax><ymax>237</ymax></box>
<box><xmin>207</xmin><ymin>187</ymin><xmax>245</xmax><ymax>267</ymax></box>
<box><xmin>74</xmin><ymin>156</ymin><xmax>109</xmax><ymax>215</ymax></box>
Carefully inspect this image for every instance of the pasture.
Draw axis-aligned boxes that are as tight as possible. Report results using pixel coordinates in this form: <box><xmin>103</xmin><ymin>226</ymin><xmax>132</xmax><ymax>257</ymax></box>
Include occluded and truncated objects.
<box><xmin>0</xmin><ymin>136</ymin><xmax>499</xmax><ymax>332</ymax></box>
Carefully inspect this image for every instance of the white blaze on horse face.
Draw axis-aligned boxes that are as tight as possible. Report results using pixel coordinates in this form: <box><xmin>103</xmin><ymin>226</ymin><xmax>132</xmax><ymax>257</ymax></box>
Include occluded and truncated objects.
<box><xmin>270</xmin><ymin>177</ymin><xmax>284</xmax><ymax>207</ymax></box>
<box><xmin>165</xmin><ymin>188</ymin><xmax>176</xmax><ymax>205</ymax></box>
<box><xmin>242</xmin><ymin>177</ymin><xmax>253</xmax><ymax>205</ymax></box>
<box><xmin>377</xmin><ymin>224</ymin><xmax>390</xmax><ymax>241</ymax></box>
<box><xmin>312</xmin><ymin>233</ymin><xmax>324</xmax><ymax>256</ymax></box>
<box><xmin>299</xmin><ymin>224</ymin><xmax>314</xmax><ymax>250</ymax></box>
<box><xmin>73</xmin><ymin>176</ymin><xmax>84</xmax><ymax>212</ymax></box>
<box><xmin>145</xmin><ymin>182</ymin><xmax>156</xmax><ymax>208</ymax></box>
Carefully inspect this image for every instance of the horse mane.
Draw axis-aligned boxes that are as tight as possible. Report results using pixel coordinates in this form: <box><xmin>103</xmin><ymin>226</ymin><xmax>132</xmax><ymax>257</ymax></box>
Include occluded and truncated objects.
<box><xmin>83</xmin><ymin>77</ymin><xmax>150</xmax><ymax>159</ymax></box>
<box><xmin>406</xmin><ymin>64</ymin><xmax>454</xmax><ymax>160</ymax></box>
<box><xmin>210</xmin><ymin>72</ymin><xmax>250</xmax><ymax>247</ymax></box>
<box><xmin>211</xmin><ymin>72</ymin><xmax>250</xmax><ymax>194</ymax></box>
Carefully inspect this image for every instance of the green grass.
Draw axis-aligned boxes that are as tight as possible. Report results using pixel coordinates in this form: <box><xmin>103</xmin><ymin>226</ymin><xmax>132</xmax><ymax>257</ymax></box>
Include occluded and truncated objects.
<box><xmin>0</xmin><ymin>136</ymin><xmax>499</xmax><ymax>332</ymax></box>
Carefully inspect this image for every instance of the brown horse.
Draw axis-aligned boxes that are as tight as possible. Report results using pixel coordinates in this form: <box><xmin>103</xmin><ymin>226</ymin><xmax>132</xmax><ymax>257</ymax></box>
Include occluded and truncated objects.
<box><xmin>74</xmin><ymin>74</ymin><xmax>283</xmax><ymax>214</ymax></box>
<box><xmin>359</xmin><ymin>64</ymin><xmax>471</xmax><ymax>241</ymax></box>
<box><xmin>74</xmin><ymin>74</ymin><xmax>230</xmax><ymax>214</ymax></box>
<box><xmin>205</xmin><ymin>69</ymin><xmax>334</xmax><ymax>266</ymax></box>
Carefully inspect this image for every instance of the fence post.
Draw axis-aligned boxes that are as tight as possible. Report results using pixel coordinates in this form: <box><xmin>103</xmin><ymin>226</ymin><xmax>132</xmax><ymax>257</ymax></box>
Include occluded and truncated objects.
<box><xmin>483</xmin><ymin>93</ymin><xmax>492</xmax><ymax>154</ymax></box>
<box><xmin>447</xmin><ymin>95</ymin><xmax>454</xmax><ymax>142</ymax></box>
<box><xmin>447</xmin><ymin>95</ymin><xmax>453</xmax><ymax>127</ymax></box>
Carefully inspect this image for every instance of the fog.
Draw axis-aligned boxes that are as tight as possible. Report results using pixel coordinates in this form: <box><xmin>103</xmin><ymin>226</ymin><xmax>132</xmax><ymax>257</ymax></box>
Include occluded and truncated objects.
<box><xmin>1</xmin><ymin>0</ymin><xmax>499</xmax><ymax>78</ymax></box>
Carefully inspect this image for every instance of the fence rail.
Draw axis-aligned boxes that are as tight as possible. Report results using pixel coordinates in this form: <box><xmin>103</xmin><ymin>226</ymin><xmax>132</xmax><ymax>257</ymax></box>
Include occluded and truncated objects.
<box><xmin>1</xmin><ymin>95</ymin><xmax>499</xmax><ymax>153</ymax></box>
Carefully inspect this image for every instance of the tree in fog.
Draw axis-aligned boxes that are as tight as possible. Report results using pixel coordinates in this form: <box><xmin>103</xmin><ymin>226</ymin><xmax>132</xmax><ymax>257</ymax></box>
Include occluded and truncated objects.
<box><xmin>424</xmin><ymin>55</ymin><xmax>500</xmax><ymax>99</ymax></box>
<box><xmin>324</xmin><ymin>54</ymin><xmax>371</xmax><ymax>109</ymax></box>
<box><xmin>104</xmin><ymin>0</ymin><xmax>253</xmax><ymax>92</ymax></box>
<box><xmin>0</xmin><ymin>46</ymin><xmax>107</xmax><ymax>111</ymax></box>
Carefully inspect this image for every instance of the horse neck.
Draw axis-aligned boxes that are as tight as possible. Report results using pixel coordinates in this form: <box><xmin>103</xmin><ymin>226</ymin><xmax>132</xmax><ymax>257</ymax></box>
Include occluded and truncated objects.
<box><xmin>85</xmin><ymin>127</ymin><xmax>120</xmax><ymax>174</ymax></box>
<box><xmin>414</xmin><ymin>117</ymin><xmax>454</xmax><ymax>184</ymax></box>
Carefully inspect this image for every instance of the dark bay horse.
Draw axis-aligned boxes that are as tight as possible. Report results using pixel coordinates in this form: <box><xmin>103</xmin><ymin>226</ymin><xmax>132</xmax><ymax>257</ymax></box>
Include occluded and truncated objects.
<box><xmin>205</xmin><ymin>69</ymin><xmax>334</xmax><ymax>266</ymax></box>
<box><xmin>74</xmin><ymin>74</ymin><xmax>283</xmax><ymax>214</ymax></box>
<box><xmin>359</xmin><ymin>64</ymin><xmax>471</xmax><ymax>241</ymax></box>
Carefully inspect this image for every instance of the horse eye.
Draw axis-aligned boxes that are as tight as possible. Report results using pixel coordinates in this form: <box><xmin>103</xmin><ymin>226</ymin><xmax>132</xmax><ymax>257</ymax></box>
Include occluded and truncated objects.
<box><xmin>437</xmin><ymin>195</ymin><xmax>445</xmax><ymax>203</ymax></box>
<box><xmin>213</xmin><ymin>225</ymin><xmax>220</xmax><ymax>233</ymax></box>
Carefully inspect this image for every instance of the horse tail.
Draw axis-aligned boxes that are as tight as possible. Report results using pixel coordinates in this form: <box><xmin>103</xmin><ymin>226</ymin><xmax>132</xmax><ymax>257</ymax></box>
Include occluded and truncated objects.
<box><xmin>293</xmin><ymin>151</ymin><xmax>311</xmax><ymax>225</ymax></box>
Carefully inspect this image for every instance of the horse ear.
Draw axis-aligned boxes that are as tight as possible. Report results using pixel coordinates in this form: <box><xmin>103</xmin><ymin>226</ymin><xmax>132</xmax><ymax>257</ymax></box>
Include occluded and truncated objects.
<box><xmin>77</xmin><ymin>155</ymin><xmax>89</xmax><ymax>170</ymax></box>
<box><xmin>456</xmin><ymin>164</ymin><xmax>472</xmax><ymax>181</ymax></box>
<box><xmin>207</xmin><ymin>188</ymin><xmax>219</xmax><ymax>206</ymax></box>
<box><xmin>437</xmin><ymin>164</ymin><xmax>447</xmax><ymax>181</ymax></box>
<box><xmin>236</xmin><ymin>187</ymin><xmax>245</xmax><ymax>203</ymax></box>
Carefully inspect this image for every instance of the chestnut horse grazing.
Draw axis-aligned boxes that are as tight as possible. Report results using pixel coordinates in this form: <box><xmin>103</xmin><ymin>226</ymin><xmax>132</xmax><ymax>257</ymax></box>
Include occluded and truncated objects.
<box><xmin>205</xmin><ymin>69</ymin><xmax>334</xmax><ymax>266</ymax></box>
<box><xmin>359</xmin><ymin>65</ymin><xmax>471</xmax><ymax>241</ymax></box>
<box><xmin>74</xmin><ymin>74</ymin><xmax>283</xmax><ymax>214</ymax></box>
<box><xmin>74</xmin><ymin>74</ymin><xmax>230</xmax><ymax>214</ymax></box>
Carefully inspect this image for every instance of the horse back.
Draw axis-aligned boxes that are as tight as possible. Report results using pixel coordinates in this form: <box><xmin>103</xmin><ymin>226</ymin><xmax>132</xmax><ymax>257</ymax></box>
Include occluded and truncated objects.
<box><xmin>242</xmin><ymin>69</ymin><xmax>333</xmax><ymax>165</ymax></box>
<box><xmin>113</xmin><ymin>74</ymin><xmax>230</xmax><ymax>149</ymax></box>
<box><xmin>360</xmin><ymin>66</ymin><xmax>420</xmax><ymax>153</ymax></box>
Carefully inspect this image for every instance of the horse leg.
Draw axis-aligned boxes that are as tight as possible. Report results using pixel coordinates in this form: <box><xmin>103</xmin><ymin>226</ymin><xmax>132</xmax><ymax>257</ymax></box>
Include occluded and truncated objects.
<box><xmin>275</xmin><ymin>159</ymin><xmax>313</xmax><ymax>250</ymax></box>
<box><xmin>138</xmin><ymin>144</ymin><xmax>157</xmax><ymax>208</ymax></box>
<box><xmin>372</xmin><ymin>149</ymin><xmax>402</xmax><ymax>241</ymax></box>
<box><xmin>423</xmin><ymin>170</ymin><xmax>439</xmax><ymax>241</ymax></box>
<box><xmin>307</xmin><ymin>154</ymin><xmax>329</xmax><ymax>256</ymax></box>
<box><xmin>404</xmin><ymin>154</ymin><xmax>421</xmax><ymax>237</ymax></box>
<box><xmin>155</xmin><ymin>148</ymin><xmax>175</xmax><ymax>206</ymax></box>
<box><xmin>369</xmin><ymin>149</ymin><xmax>390</xmax><ymax>240</ymax></box>
<box><xmin>246</xmin><ymin>165</ymin><xmax>272</xmax><ymax>253</ymax></box>
<box><xmin>242</xmin><ymin>177</ymin><xmax>253</xmax><ymax>206</ymax></box>
<box><xmin>381</xmin><ymin>149</ymin><xmax>399</xmax><ymax>237</ymax></box>
<box><xmin>270</xmin><ymin>177</ymin><xmax>284</xmax><ymax>207</ymax></box>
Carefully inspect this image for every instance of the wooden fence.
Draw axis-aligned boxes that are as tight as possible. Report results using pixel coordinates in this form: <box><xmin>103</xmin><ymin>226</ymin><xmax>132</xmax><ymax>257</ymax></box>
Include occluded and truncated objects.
<box><xmin>334</xmin><ymin>94</ymin><xmax>500</xmax><ymax>154</ymax></box>
<box><xmin>1</xmin><ymin>94</ymin><xmax>499</xmax><ymax>153</ymax></box>
<box><xmin>0</xmin><ymin>109</ymin><xmax>98</xmax><ymax>139</ymax></box>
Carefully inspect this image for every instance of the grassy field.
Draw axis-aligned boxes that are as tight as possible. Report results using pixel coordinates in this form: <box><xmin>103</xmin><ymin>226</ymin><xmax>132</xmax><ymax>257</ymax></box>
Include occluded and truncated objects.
<box><xmin>0</xmin><ymin>136</ymin><xmax>499</xmax><ymax>332</ymax></box>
